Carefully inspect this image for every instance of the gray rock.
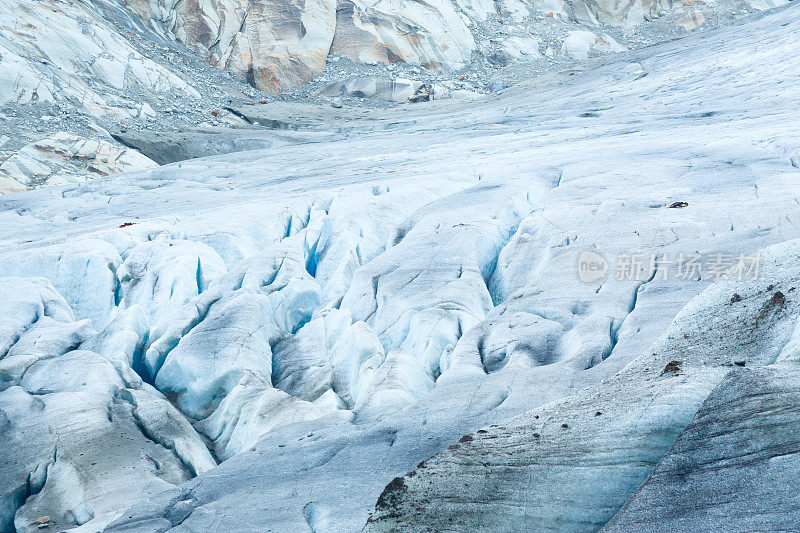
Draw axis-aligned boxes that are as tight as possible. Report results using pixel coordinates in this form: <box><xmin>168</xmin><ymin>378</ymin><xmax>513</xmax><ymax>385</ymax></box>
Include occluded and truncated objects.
<box><xmin>319</xmin><ymin>77</ymin><xmax>431</xmax><ymax>103</ymax></box>
<box><xmin>0</xmin><ymin>133</ymin><xmax>157</xmax><ymax>192</ymax></box>
<box><xmin>603</xmin><ymin>365</ymin><xmax>800</xmax><ymax>532</ymax></box>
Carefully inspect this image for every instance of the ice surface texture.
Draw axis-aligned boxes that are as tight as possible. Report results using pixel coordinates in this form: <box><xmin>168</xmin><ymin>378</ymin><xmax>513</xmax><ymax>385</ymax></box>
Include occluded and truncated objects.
<box><xmin>1</xmin><ymin>3</ymin><xmax>800</xmax><ymax>531</ymax></box>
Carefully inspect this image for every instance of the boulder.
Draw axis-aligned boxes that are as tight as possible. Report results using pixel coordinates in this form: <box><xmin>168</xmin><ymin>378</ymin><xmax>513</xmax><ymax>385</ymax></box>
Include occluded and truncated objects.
<box><xmin>0</xmin><ymin>133</ymin><xmax>157</xmax><ymax>192</ymax></box>
<box><xmin>319</xmin><ymin>77</ymin><xmax>432</xmax><ymax>103</ymax></box>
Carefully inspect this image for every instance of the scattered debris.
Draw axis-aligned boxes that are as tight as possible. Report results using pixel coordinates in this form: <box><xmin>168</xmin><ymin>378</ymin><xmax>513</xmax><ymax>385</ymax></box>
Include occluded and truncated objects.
<box><xmin>754</xmin><ymin>291</ymin><xmax>786</xmax><ymax>324</ymax></box>
<box><xmin>772</xmin><ymin>291</ymin><xmax>786</xmax><ymax>307</ymax></box>
<box><xmin>722</xmin><ymin>360</ymin><xmax>747</xmax><ymax>367</ymax></box>
<box><xmin>661</xmin><ymin>360</ymin><xmax>682</xmax><ymax>376</ymax></box>
<box><xmin>730</xmin><ymin>293</ymin><xmax>742</xmax><ymax>303</ymax></box>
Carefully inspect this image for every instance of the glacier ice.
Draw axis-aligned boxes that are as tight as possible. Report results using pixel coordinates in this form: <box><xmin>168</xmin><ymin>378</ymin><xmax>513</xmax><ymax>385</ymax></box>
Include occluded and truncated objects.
<box><xmin>365</xmin><ymin>238</ymin><xmax>800</xmax><ymax>531</ymax></box>
<box><xmin>0</xmin><ymin>278</ymin><xmax>221</xmax><ymax>532</ymax></box>
<box><xmin>1</xmin><ymin>2</ymin><xmax>800</xmax><ymax>531</ymax></box>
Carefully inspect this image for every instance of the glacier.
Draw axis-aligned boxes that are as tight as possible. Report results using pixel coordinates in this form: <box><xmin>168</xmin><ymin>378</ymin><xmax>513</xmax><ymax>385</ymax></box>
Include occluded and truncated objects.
<box><xmin>1</xmin><ymin>1</ymin><xmax>799</xmax><ymax>531</ymax></box>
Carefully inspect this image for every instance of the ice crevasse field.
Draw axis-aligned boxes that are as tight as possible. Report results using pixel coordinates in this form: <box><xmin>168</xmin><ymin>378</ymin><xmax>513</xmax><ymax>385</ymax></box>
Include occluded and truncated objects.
<box><xmin>1</xmin><ymin>2</ymin><xmax>800</xmax><ymax>532</ymax></box>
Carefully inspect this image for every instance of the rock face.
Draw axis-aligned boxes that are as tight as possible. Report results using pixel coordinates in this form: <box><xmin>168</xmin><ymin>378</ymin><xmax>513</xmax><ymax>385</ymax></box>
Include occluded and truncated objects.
<box><xmin>0</xmin><ymin>2</ymin><xmax>799</xmax><ymax>531</ymax></box>
<box><xmin>0</xmin><ymin>0</ymin><xmax>258</xmax><ymax>190</ymax></box>
<box><xmin>0</xmin><ymin>0</ymin><xmax>198</xmax><ymax>119</ymax></box>
<box><xmin>125</xmin><ymin>0</ymin><xmax>337</xmax><ymax>93</ymax></box>
<box><xmin>0</xmin><ymin>133</ymin><xmax>157</xmax><ymax>192</ymax></box>
<box><xmin>124</xmin><ymin>0</ymin><xmax>791</xmax><ymax>93</ymax></box>
<box><xmin>125</xmin><ymin>0</ymin><xmax>482</xmax><ymax>92</ymax></box>
<box><xmin>328</xmin><ymin>0</ymin><xmax>481</xmax><ymax>69</ymax></box>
